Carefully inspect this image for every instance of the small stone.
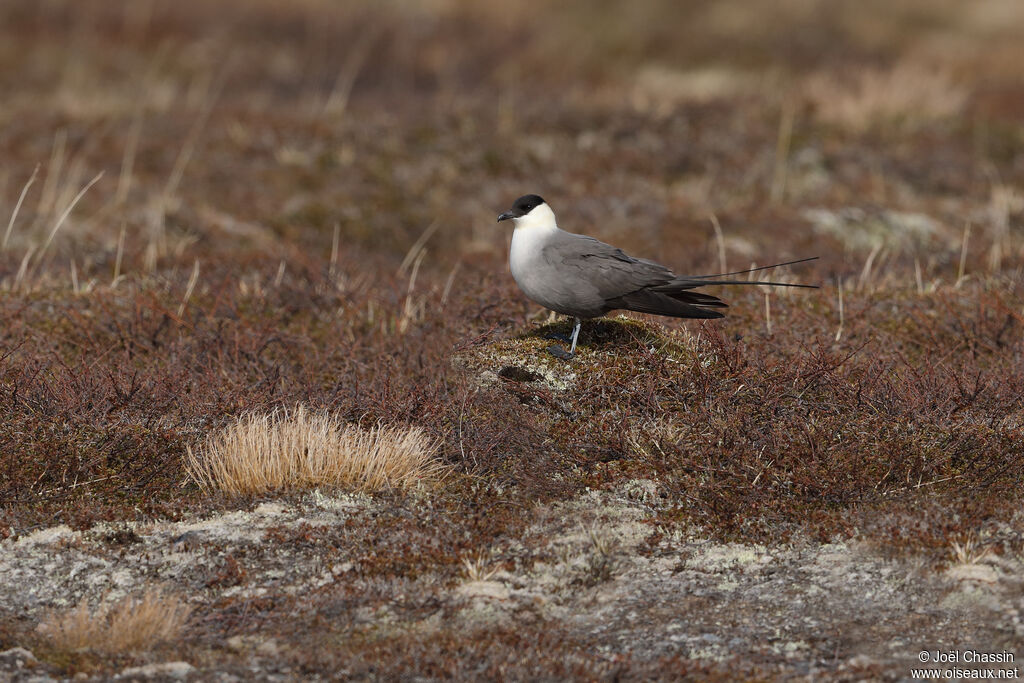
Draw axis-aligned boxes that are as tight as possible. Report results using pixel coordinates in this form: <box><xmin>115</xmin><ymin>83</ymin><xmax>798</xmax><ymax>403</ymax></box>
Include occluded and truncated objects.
<box><xmin>225</xmin><ymin>635</ymin><xmax>248</xmax><ymax>652</ymax></box>
<box><xmin>0</xmin><ymin>647</ymin><xmax>38</xmax><ymax>667</ymax></box>
<box><xmin>256</xmin><ymin>638</ymin><xmax>281</xmax><ymax>657</ymax></box>
<box><xmin>845</xmin><ymin>654</ymin><xmax>880</xmax><ymax>669</ymax></box>
<box><xmin>457</xmin><ymin>580</ymin><xmax>510</xmax><ymax>600</ymax></box>
<box><xmin>946</xmin><ymin>563</ymin><xmax>999</xmax><ymax>583</ymax></box>
<box><xmin>170</xmin><ymin>530</ymin><xmax>204</xmax><ymax>551</ymax></box>
<box><xmin>115</xmin><ymin>661</ymin><xmax>195</xmax><ymax>679</ymax></box>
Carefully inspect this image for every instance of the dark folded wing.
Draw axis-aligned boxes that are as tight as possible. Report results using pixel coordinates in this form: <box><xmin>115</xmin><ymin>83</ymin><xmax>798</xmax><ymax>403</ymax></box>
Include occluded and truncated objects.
<box><xmin>541</xmin><ymin>233</ymin><xmax>674</xmax><ymax>300</ymax></box>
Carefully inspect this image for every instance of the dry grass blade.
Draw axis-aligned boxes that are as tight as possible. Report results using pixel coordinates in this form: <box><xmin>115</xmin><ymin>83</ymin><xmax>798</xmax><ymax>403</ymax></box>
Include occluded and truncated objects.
<box><xmin>112</xmin><ymin>221</ymin><xmax>126</xmax><ymax>283</ymax></box>
<box><xmin>986</xmin><ymin>185</ymin><xmax>1023</xmax><ymax>272</ymax></box>
<box><xmin>399</xmin><ymin>247</ymin><xmax>427</xmax><ymax>334</ymax></box>
<box><xmin>322</xmin><ymin>24</ymin><xmax>382</xmax><ymax>116</ymax></box>
<box><xmin>38</xmin><ymin>171</ymin><xmax>104</xmax><ymax>259</ymax></box>
<box><xmin>163</xmin><ymin>67</ymin><xmax>227</xmax><ymax>201</ymax></box>
<box><xmin>177</xmin><ymin>259</ymin><xmax>201</xmax><ymax>317</ymax></box>
<box><xmin>329</xmin><ymin>222</ymin><xmax>340</xmax><ymax>279</ymax></box>
<box><xmin>708</xmin><ymin>213</ymin><xmax>727</xmax><ymax>275</ymax></box>
<box><xmin>770</xmin><ymin>98</ymin><xmax>795</xmax><ymax>204</ymax></box>
<box><xmin>185</xmin><ymin>406</ymin><xmax>443</xmax><ymax>496</ymax></box>
<box><xmin>115</xmin><ymin>111</ymin><xmax>144</xmax><ymax>206</ymax></box>
<box><xmin>3</xmin><ymin>164</ymin><xmax>40</xmax><ymax>250</ymax></box>
<box><xmin>37</xmin><ymin>129</ymin><xmax>67</xmax><ymax>220</ymax></box>
<box><xmin>440</xmin><ymin>261</ymin><xmax>461</xmax><ymax>308</ymax></box>
<box><xmin>398</xmin><ymin>219</ymin><xmax>440</xmax><ymax>275</ymax></box>
<box><xmin>13</xmin><ymin>245</ymin><xmax>36</xmax><ymax>291</ymax></box>
<box><xmin>37</xmin><ymin>591</ymin><xmax>191</xmax><ymax>654</ymax></box>
<box><xmin>956</xmin><ymin>222</ymin><xmax>971</xmax><ymax>289</ymax></box>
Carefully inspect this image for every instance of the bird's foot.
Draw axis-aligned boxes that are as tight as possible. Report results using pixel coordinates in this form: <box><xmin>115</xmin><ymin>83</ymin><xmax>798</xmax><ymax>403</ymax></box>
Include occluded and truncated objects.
<box><xmin>545</xmin><ymin>344</ymin><xmax>574</xmax><ymax>361</ymax></box>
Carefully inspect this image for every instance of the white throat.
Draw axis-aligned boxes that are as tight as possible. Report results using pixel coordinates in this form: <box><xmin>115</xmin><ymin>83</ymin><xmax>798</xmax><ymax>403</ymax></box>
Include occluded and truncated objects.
<box><xmin>512</xmin><ymin>203</ymin><xmax>558</xmax><ymax>233</ymax></box>
<box><xmin>509</xmin><ymin>203</ymin><xmax>561</xmax><ymax>293</ymax></box>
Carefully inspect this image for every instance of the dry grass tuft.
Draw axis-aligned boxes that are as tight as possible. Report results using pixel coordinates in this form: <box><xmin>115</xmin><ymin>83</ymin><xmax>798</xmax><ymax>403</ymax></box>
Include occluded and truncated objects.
<box><xmin>37</xmin><ymin>591</ymin><xmax>191</xmax><ymax>654</ymax></box>
<box><xmin>185</xmin><ymin>406</ymin><xmax>442</xmax><ymax>496</ymax></box>
<box><xmin>950</xmin><ymin>534</ymin><xmax>994</xmax><ymax>566</ymax></box>
<box><xmin>461</xmin><ymin>552</ymin><xmax>501</xmax><ymax>582</ymax></box>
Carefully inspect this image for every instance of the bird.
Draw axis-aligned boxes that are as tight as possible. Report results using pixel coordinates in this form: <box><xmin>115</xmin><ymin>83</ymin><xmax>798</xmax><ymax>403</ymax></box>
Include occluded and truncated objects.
<box><xmin>496</xmin><ymin>194</ymin><xmax>817</xmax><ymax>359</ymax></box>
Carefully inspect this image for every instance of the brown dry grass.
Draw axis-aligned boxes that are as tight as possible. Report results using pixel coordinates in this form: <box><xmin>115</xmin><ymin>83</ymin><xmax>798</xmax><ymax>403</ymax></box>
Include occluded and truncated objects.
<box><xmin>185</xmin><ymin>406</ymin><xmax>442</xmax><ymax>496</ymax></box>
<box><xmin>802</xmin><ymin>62</ymin><xmax>968</xmax><ymax>131</ymax></box>
<box><xmin>36</xmin><ymin>591</ymin><xmax>191</xmax><ymax>654</ymax></box>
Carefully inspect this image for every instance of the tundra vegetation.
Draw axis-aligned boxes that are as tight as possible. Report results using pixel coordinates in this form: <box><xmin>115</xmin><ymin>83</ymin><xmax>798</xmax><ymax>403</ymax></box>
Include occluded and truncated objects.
<box><xmin>1</xmin><ymin>0</ymin><xmax>1022</xmax><ymax>679</ymax></box>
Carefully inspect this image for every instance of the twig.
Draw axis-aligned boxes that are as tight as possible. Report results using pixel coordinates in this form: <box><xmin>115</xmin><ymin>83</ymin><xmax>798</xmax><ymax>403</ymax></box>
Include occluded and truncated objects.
<box><xmin>834</xmin><ymin>277</ymin><xmax>844</xmax><ymax>342</ymax></box>
<box><xmin>36</xmin><ymin>474</ymin><xmax>121</xmax><ymax>496</ymax></box>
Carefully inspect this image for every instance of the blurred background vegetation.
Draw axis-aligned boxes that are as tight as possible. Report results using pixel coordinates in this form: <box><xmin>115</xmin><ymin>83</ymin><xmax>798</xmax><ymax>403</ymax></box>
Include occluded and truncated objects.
<box><xmin>1</xmin><ymin>0</ymin><xmax>1021</xmax><ymax>282</ymax></box>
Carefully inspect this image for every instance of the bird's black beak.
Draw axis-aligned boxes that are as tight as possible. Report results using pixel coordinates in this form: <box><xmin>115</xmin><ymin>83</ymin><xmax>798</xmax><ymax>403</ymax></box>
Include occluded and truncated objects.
<box><xmin>497</xmin><ymin>210</ymin><xmax>518</xmax><ymax>223</ymax></box>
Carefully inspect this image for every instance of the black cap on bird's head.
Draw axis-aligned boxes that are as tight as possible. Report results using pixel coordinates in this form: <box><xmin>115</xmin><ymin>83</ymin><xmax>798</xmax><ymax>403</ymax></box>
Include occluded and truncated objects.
<box><xmin>497</xmin><ymin>194</ymin><xmax>546</xmax><ymax>223</ymax></box>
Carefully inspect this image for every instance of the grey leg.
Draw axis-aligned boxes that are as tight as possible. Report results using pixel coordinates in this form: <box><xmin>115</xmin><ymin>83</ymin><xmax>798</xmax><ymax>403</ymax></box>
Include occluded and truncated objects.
<box><xmin>568</xmin><ymin>318</ymin><xmax>581</xmax><ymax>354</ymax></box>
<box><xmin>546</xmin><ymin>317</ymin><xmax>581</xmax><ymax>361</ymax></box>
